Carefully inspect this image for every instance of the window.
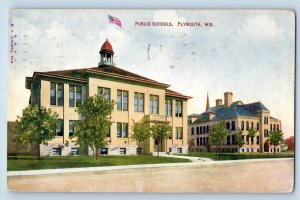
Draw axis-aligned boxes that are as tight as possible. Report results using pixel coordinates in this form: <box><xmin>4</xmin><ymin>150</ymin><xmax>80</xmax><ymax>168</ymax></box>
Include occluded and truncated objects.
<box><xmin>53</xmin><ymin>148</ymin><xmax>61</xmax><ymax>156</ymax></box>
<box><xmin>264</xmin><ymin>129</ymin><xmax>269</xmax><ymax>137</ymax></box>
<box><xmin>117</xmin><ymin>122</ymin><xmax>128</xmax><ymax>138</ymax></box>
<box><xmin>98</xmin><ymin>87</ymin><xmax>110</xmax><ymax>100</ymax></box>
<box><xmin>264</xmin><ymin>117</ymin><xmax>269</xmax><ymax>124</ymax></box>
<box><xmin>196</xmin><ymin>138</ymin><xmax>199</xmax><ymax>146</ymax></box>
<box><xmin>277</xmin><ymin>124</ymin><xmax>279</xmax><ymax>130</ymax></box>
<box><xmin>206</xmin><ymin>125</ymin><xmax>209</xmax><ymax>133</ymax></box>
<box><xmin>50</xmin><ymin>83</ymin><xmax>56</xmax><ymax>105</ymax></box>
<box><xmin>256</xmin><ymin>136</ymin><xmax>259</xmax><ymax>145</ymax></box>
<box><xmin>120</xmin><ymin>148</ymin><xmax>127</xmax><ymax>155</ymax></box>
<box><xmin>203</xmin><ymin>126</ymin><xmax>206</xmax><ymax>134</ymax></box>
<box><xmin>56</xmin><ymin>119</ymin><xmax>64</xmax><ymax>136</ymax></box>
<box><xmin>100</xmin><ymin>148</ymin><xmax>108</xmax><ymax>155</ymax></box>
<box><xmin>246</xmin><ymin>121</ymin><xmax>249</xmax><ymax>130</ymax></box>
<box><xmin>134</xmin><ymin>92</ymin><xmax>144</xmax><ymax>112</ymax></box>
<box><xmin>227</xmin><ymin>136</ymin><xmax>231</xmax><ymax>145</ymax></box>
<box><xmin>117</xmin><ymin>90</ymin><xmax>128</xmax><ymax>111</ymax></box>
<box><xmin>246</xmin><ymin>136</ymin><xmax>249</xmax><ymax>145</ymax></box>
<box><xmin>257</xmin><ymin>122</ymin><xmax>259</xmax><ymax>131</ymax></box>
<box><xmin>251</xmin><ymin>122</ymin><xmax>254</xmax><ymax>129</ymax></box>
<box><xmin>200</xmin><ymin>138</ymin><xmax>203</xmax><ymax>146</ymax></box>
<box><xmin>196</xmin><ymin>127</ymin><xmax>199</xmax><ymax>135</ymax></box>
<box><xmin>69</xmin><ymin>85</ymin><xmax>75</xmax><ymax>107</ymax></box>
<box><xmin>270</xmin><ymin>124</ymin><xmax>273</xmax><ymax>131</ymax></box>
<box><xmin>200</xmin><ymin>126</ymin><xmax>202</xmax><ymax>134</ymax></box>
<box><xmin>177</xmin><ymin>148</ymin><xmax>182</xmax><ymax>154</ymax></box>
<box><xmin>232</xmin><ymin>134</ymin><xmax>236</xmax><ymax>144</ymax></box>
<box><xmin>176</xmin><ymin>127</ymin><xmax>183</xmax><ymax>139</ymax></box>
<box><xmin>149</xmin><ymin>95</ymin><xmax>159</xmax><ymax>114</ymax></box>
<box><xmin>69</xmin><ymin>85</ymin><xmax>82</xmax><ymax>107</ymax></box>
<box><xmin>241</xmin><ymin>121</ymin><xmax>244</xmax><ymax>130</ymax></box>
<box><xmin>137</xmin><ymin>148</ymin><xmax>142</xmax><ymax>155</ymax></box>
<box><xmin>231</xmin><ymin>121</ymin><xmax>236</xmax><ymax>130</ymax></box>
<box><xmin>69</xmin><ymin>120</ymin><xmax>76</xmax><ymax>137</ymax></box>
<box><xmin>106</xmin><ymin>126</ymin><xmax>111</xmax><ymax>138</ymax></box>
<box><xmin>226</xmin><ymin>122</ymin><xmax>230</xmax><ymax>129</ymax></box>
<box><xmin>76</xmin><ymin>86</ymin><xmax>82</xmax><ymax>107</ymax></box>
<box><xmin>168</xmin><ymin>148</ymin><xmax>172</xmax><ymax>153</ymax></box>
<box><xmin>50</xmin><ymin>83</ymin><xmax>64</xmax><ymax>106</ymax></box>
<box><xmin>175</xmin><ymin>100</ymin><xmax>183</xmax><ymax>117</ymax></box>
<box><xmin>71</xmin><ymin>148</ymin><xmax>79</xmax><ymax>156</ymax></box>
<box><xmin>165</xmin><ymin>99</ymin><xmax>172</xmax><ymax>116</ymax></box>
<box><xmin>191</xmin><ymin>127</ymin><xmax>194</xmax><ymax>135</ymax></box>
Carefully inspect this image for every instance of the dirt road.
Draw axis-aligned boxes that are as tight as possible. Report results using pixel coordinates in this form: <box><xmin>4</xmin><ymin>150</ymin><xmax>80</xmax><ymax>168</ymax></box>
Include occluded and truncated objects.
<box><xmin>7</xmin><ymin>158</ymin><xmax>294</xmax><ymax>193</ymax></box>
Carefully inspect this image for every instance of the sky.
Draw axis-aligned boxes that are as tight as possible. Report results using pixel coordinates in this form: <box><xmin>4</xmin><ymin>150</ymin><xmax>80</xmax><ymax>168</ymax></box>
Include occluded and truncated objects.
<box><xmin>8</xmin><ymin>9</ymin><xmax>295</xmax><ymax>137</ymax></box>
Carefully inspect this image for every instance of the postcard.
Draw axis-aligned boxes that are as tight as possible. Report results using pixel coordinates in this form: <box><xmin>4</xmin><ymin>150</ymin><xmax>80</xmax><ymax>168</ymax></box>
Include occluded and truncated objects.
<box><xmin>7</xmin><ymin>9</ymin><xmax>295</xmax><ymax>193</ymax></box>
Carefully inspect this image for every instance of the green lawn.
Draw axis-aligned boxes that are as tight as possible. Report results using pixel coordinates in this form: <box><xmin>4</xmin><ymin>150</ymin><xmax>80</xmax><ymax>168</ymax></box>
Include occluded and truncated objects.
<box><xmin>180</xmin><ymin>152</ymin><xmax>294</xmax><ymax>161</ymax></box>
<box><xmin>7</xmin><ymin>155</ymin><xmax>191</xmax><ymax>171</ymax></box>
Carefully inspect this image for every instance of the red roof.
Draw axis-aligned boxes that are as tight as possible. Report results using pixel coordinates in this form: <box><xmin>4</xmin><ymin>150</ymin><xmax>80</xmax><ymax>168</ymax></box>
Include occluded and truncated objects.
<box><xmin>166</xmin><ymin>89</ymin><xmax>192</xmax><ymax>99</ymax></box>
<box><xmin>100</xmin><ymin>39</ymin><xmax>114</xmax><ymax>54</ymax></box>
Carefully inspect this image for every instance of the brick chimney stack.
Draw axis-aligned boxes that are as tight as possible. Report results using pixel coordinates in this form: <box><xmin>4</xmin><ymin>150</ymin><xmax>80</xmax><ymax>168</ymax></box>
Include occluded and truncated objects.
<box><xmin>224</xmin><ymin>92</ymin><xmax>233</xmax><ymax>107</ymax></box>
<box><xmin>216</xmin><ymin>99</ymin><xmax>223</xmax><ymax>106</ymax></box>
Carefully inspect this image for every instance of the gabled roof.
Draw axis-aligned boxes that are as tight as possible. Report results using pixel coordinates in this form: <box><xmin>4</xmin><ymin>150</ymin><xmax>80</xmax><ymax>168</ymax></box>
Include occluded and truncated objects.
<box><xmin>192</xmin><ymin>101</ymin><xmax>271</xmax><ymax>124</ymax></box>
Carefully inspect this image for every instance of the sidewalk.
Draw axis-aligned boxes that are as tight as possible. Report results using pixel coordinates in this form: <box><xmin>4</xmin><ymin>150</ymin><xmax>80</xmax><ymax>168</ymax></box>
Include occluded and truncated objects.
<box><xmin>7</xmin><ymin>157</ymin><xmax>293</xmax><ymax>177</ymax></box>
<box><xmin>157</xmin><ymin>154</ymin><xmax>213</xmax><ymax>162</ymax></box>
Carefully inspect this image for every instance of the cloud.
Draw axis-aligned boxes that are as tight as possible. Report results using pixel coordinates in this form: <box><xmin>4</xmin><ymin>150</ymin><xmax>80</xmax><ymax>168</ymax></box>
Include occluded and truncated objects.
<box><xmin>153</xmin><ymin>10</ymin><xmax>191</xmax><ymax>36</ymax></box>
<box><xmin>235</xmin><ymin>13</ymin><xmax>281</xmax><ymax>42</ymax></box>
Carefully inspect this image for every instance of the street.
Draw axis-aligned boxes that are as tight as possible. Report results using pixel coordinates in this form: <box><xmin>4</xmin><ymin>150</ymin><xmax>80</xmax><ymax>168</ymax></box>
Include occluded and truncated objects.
<box><xmin>7</xmin><ymin>158</ymin><xmax>294</xmax><ymax>192</ymax></box>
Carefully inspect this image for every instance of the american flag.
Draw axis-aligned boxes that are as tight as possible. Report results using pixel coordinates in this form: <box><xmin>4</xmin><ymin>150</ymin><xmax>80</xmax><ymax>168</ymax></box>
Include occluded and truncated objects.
<box><xmin>108</xmin><ymin>15</ymin><xmax>122</xmax><ymax>28</ymax></box>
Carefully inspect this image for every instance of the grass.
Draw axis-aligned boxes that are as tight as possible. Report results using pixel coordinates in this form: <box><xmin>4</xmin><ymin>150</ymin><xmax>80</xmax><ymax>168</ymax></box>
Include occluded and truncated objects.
<box><xmin>180</xmin><ymin>152</ymin><xmax>294</xmax><ymax>161</ymax></box>
<box><xmin>7</xmin><ymin>155</ymin><xmax>191</xmax><ymax>171</ymax></box>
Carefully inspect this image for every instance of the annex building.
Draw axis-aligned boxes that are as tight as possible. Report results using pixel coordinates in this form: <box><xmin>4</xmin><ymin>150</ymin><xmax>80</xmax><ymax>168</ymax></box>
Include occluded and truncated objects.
<box><xmin>25</xmin><ymin>39</ymin><xmax>191</xmax><ymax>156</ymax></box>
<box><xmin>188</xmin><ymin>92</ymin><xmax>282</xmax><ymax>153</ymax></box>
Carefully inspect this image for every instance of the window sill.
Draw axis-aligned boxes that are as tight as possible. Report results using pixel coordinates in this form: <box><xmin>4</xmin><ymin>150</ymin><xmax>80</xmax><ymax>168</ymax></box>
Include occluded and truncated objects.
<box><xmin>50</xmin><ymin>105</ymin><xmax>64</xmax><ymax>107</ymax></box>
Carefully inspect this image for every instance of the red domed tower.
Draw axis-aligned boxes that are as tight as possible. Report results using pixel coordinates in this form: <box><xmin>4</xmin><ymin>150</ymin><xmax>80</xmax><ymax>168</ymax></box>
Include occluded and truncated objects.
<box><xmin>98</xmin><ymin>39</ymin><xmax>114</xmax><ymax>67</ymax></box>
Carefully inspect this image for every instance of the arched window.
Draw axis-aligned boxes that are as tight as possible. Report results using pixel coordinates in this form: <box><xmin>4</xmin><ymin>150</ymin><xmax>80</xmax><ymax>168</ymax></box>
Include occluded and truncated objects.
<box><xmin>270</xmin><ymin>124</ymin><xmax>272</xmax><ymax>131</ymax></box>
<box><xmin>257</xmin><ymin>122</ymin><xmax>259</xmax><ymax>131</ymax></box>
<box><xmin>196</xmin><ymin>127</ymin><xmax>199</xmax><ymax>135</ymax></box>
<box><xmin>203</xmin><ymin>126</ymin><xmax>206</xmax><ymax>134</ymax></box>
<box><xmin>191</xmin><ymin>127</ymin><xmax>194</xmax><ymax>135</ymax></box>
<box><xmin>227</xmin><ymin>135</ymin><xmax>231</xmax><ymax>145</ymax></box>
<box><xmin>251</xmin><ymin>122</ymin><xmax>254</xmax><ymax>129</ymax></box>
<box><xmin>200</xmin><ymin>126</ymin><xmax>203</xmax><ymax>134</ymax></box>
<box><xmin>277</xmin><ymin>124</ymin><xmax>279</xmax><ymax>130</ymax></box>
<box><xmin>206</xmin><ymin>125</ymin><xmax>209</xmax><ymax>133</ymax></box>
<box><xmin>226</xmin><ymin>122</ymin><xmax>230</xmax><ymax>129</ymax></box>
<box><xmin>241</xmin><ymin>121</ymin><xmax>244</xmax><ymax>130</ymax></box>
<box><xmin>246</xmin><ymin>121</ymin><xmax>249</xmax><ymax>130</ymax></box>
<box><xmin>273</xmin><ymin>124</ymin><xmax>276</xmax><ymax>130</ymax></box>
<box><xmin>231</xmin><ymin>121</ymin><xmax>236</xmax><ymax>130</ymax></box>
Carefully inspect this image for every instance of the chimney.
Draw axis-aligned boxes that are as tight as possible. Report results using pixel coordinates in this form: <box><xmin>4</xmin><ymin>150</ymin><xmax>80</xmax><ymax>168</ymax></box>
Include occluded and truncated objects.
<box><xmin>216</xmin><ymin>99</ymin><xmax>222</xmax><ymax>106</ymax></box>
<box><xmin>224</xmin><ymin>92</ymin><xmax>233</xmax><ymax>107</ymax></box>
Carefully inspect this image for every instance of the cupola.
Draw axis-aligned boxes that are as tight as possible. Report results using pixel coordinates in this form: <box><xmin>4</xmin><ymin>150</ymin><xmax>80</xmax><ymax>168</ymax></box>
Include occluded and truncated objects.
<box><xmin>98</xmin><ymin>39</ymin><xmax>114</xmax><ymax>67</ymax></box>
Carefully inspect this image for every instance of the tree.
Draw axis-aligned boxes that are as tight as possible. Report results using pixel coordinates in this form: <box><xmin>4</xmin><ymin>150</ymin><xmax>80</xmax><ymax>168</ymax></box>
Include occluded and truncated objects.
<box><xmin>208</xmin><ymin>121</ymin><xmax>228</xmax><ymax>156</ymax></box>
<box><xmin>236</xmin><ymin>129</ymin><xmax>245</xmax><ymax>155</ymax></box>
<box><xmin>150</xmin><ymin>122</ymin><xmax>172</xmax><ymax>157</ymax></box>
<box><xmin>269</xmin><ymin>130</ymin><xmax>284</xmax><ymax>156</ymax></box>
<box><xmin>247</xmin><ymin>128</ymin><xmax>257</xmax><ymax>155</ymax></box>
<box><xmin>74</xmin><ymin>95</ymin><xmax>114</xmax><ymax>159</ymax></box>
<box><xmin>15</xmin><ymin>105</ymin><xmax>59</xmax><ymax>159</ymax></box>
<box><xmin>130</xmin><ymin>120</ymin><xmax>151</xmax><ymax>155</ymax></box>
